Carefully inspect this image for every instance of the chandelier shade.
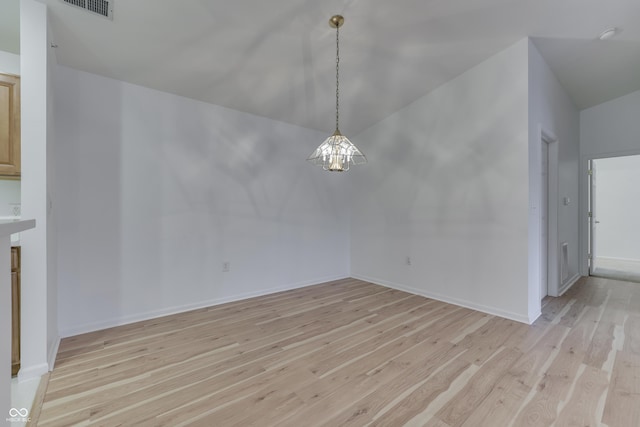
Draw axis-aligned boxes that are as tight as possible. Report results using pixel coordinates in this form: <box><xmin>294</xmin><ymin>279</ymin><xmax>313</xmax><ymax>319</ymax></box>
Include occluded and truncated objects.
<box><xmin>307</xmin><ymin>130</ymin><xmax>366</xmax><ymax>172</ymax></box>
<box><xmin>307</xmin><ymin>15</ymin><xmax>366</xmax><ymax>172</ymax></box>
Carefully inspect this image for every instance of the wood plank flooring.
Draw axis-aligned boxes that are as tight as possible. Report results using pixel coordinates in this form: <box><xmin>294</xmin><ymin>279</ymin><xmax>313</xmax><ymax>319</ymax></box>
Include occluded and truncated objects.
<box><xmin>34</xmin><ymin>276</ymin><xmax>640</xmax><ymax>426</ymax></box>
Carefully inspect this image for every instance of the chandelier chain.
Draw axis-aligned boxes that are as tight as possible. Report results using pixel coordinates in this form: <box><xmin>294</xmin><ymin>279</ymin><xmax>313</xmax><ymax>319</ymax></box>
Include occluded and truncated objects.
<box><xmin>336</xmin><ymin>25</ymin><xmax>340</xmax><ymax>131</ymax></box>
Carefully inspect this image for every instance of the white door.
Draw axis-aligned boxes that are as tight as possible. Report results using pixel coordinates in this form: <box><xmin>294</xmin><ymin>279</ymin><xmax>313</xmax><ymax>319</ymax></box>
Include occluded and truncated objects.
<box><xmin>541</xmin><ymin>142</ymin><xmax>549</xmax><ymax>299</ymax></box>
<box><xmin>590</xmin><ymin>161</ymin><xmax>598</xmax><ymax>275</ymax></box>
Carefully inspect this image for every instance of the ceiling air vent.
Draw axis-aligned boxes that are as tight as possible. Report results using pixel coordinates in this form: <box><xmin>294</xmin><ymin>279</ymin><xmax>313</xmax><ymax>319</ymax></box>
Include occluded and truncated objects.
<box><xmin>60</xmin><ymin>0</ymin><xmax>114</xmax><ymax>20</ymax></box>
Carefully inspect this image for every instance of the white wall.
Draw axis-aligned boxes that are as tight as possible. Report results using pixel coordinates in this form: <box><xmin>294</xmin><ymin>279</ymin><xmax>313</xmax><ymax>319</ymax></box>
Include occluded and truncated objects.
<box><xmin>46</xmin><ymin>19</ymin><xmax>58</xmax><ymax>368</ymax></box>
<box><xmin>0</xmin><ymin>180</ymin><xmax>21</xmax><ymax>217</ymax></box>
<box><xmin>54</xmin><ymin>66</ymin><xmax>350</xmax><ymax>336</ymax></box>
<box><xmin>19</xmin><ymin>0</ymin><xmax>51</xmax><ymax>381</ymax></box>
<box><xmin>0</xmin><ymin>49</ymin><xmax>19</xmax><ymax>75</ymax></box>
<box><xmin>594</xmin><ymin>155</ymin><xmax>640</xmax><ymax>261</ymax></box>
<box><xmin>580</xmin><ymin>89</ymin><xmax>640</xmax><ymax>274</ymax></box>
<box><xmin>581</xmin><ymin>89</ymin><xmax>640</xmax><ymax>159</ymax></box>
<box><xmin>350</xmin><ymin>39</ymin><xmax>532</xmax><ymax>323</ymax></box>
<box><xmin>528</xmin><ymin>41</ymin><xmax>580</xmax><ymax>301</ymax></box>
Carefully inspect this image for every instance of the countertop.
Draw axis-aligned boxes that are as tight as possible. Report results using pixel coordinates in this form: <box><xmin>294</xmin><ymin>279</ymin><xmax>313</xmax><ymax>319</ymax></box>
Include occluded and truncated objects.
<box><xmin>0</xmin><ymin>219</ymin><xmax>35</xmax><ymax>236</ymax></box>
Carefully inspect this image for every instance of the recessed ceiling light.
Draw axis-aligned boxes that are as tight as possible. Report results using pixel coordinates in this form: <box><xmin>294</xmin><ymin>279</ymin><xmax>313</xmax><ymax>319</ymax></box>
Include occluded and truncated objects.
<box><xmin>598</xmin><ymin>27</ymin><xmax>619</xmax><ymax>40</ymax></box>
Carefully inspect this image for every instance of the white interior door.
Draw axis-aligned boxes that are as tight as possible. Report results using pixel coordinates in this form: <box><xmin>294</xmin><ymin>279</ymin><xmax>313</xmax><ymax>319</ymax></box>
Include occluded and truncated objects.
<box><xmin>590</xmin><ymin>161</ymin><xmax>598</xmax><ymax>274</ymax></box>
<box><xmin>541</xmin><ymin>141</ymin><xmax>549</xmax><ymax>299</ymax></box>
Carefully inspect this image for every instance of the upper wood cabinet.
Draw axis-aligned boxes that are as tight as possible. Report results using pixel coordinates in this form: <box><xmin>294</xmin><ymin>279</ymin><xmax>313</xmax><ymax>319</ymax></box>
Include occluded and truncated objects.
<box><xmin>0</xmin><ymin>73</ymin><xmax>20</xmax><ymax>177</ymax></box>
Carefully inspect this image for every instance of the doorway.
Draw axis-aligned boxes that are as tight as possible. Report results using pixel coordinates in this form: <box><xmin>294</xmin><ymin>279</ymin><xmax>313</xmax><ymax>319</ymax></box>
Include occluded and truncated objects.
<box><xmin>540</xmin><ymin>129</ymin><xmax>559</xmax><ymax>298</ymax></box>
<box><xmin>588</xmin><ymin>155</ymin><xmax>640</xmax><ymax>282</ymax></box>
<box><xmin>540</xmin><ymin>140</ymin><xmax>549</xmax><ymax>299</ymax></box>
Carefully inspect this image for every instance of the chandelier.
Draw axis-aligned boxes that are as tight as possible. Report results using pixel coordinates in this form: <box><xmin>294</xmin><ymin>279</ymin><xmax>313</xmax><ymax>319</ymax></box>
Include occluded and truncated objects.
<box><xmin>307</xmin><ymin>15</ymin><xmax>366</xmax><ymax>172</ymax></box>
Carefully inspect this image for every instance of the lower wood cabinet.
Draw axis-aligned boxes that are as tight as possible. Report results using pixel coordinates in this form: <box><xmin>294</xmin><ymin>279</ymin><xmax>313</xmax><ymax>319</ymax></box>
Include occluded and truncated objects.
<box><xmin>11</xmin><ymin>246</ymin><xmax>20</xmax><ymax>377</ymax></box>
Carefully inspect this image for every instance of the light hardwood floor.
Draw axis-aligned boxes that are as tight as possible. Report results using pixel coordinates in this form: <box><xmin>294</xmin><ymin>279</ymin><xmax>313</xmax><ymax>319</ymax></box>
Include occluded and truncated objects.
<box><xmin>34</xmin><ymin>276</ymin><xmax>640</xmax><ymax>426</ymax></box>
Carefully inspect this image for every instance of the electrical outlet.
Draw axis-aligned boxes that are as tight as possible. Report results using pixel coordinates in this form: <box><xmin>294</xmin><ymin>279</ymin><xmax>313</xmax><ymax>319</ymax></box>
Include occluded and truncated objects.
<box><xmin>222</xmin><ymin>262</ymin><xmax>230</xmax><ymax>272</ymax></box>
<box><xmin>406</xmin><ymin>256</ymin><xmax>411</xmax><ymax>266</ymax></box>
<box><xmin>9</xmin><ymin>203</ymin><xmax>20</xmax><ymax>217</ymax></box>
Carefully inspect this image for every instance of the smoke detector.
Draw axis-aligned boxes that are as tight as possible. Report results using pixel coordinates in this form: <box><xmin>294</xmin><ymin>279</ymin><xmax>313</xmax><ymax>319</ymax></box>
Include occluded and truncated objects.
<box><xmin>60</xmin><ymin>0</ymin><xmax>114</xmax><ymax>20</ymax></box>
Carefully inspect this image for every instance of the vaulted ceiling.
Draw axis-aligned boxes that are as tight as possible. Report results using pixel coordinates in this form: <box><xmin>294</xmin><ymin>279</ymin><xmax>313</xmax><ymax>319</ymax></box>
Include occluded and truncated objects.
<box><xmin>3</xmin><ymin>0</ymin><xmax>640</xmax><ymax>134</ymax></box>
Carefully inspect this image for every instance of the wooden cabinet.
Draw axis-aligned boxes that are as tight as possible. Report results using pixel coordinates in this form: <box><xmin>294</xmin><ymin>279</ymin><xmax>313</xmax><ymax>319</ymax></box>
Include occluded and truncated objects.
<box><xmin>11</xmin><ymin>246</ymin><xmax>20</xmax><ymax>376</ymax></box>
<box><xmin>0</xmin><ymin>73</ymin><xmax>20</xmax><ymax>177</ymax></box>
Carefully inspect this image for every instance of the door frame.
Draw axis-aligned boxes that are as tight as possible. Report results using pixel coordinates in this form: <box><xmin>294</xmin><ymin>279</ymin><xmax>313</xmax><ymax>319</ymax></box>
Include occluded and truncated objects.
<box><xmin>580</xmin><ymin>149</ymin><xmax>640</xmax><ymax>277</ymax></box>
<box><xmin>540</xmin><ymin>127</ymin><xmax>559</xmax><ymax>297</ymax></box>
<box><xmin>588</xmin><ymin>159</ymin><xmax>596</xmax><ymax>275</ymax></box>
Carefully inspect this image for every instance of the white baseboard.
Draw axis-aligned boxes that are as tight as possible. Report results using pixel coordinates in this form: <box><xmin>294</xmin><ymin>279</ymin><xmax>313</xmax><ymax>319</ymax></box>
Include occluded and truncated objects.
<box><xmin>528</xmin><ymin>309</ymin><xmax>542</xmax><ymax>325</ymax></box>
<box><xmin>596</xmin><ymin>256</ymin><xmax>640</xmax><ymax>263</ymax></box>
<box><xmin>17</xmin><ymin>362</ymin><xmax>49</xmax><ymax>383</ymax></box>
<box><xmin>558</xmin><ymin>274</ymin><xmax>582</xmax><ymax>296</ymax></box>
<box><xmin>351</xmin><ymin>274</ymin><xmax>531</xmax><ymax>324</ymax></box>
<box><xmin>60</xmin><ymin>275</ymin><xmax>348</xmax><ymax>338</ymax></box>
<box><xmin>48</xmin><ymin>336</ymin><xmax>61</xmax><ymax>371</ymax></box>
